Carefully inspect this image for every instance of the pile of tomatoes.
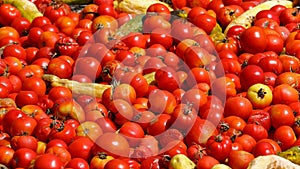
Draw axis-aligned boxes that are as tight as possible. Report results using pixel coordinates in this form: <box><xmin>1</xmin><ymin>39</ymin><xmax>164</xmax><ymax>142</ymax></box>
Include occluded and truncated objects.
<box><xmin>0</xmin><ymin>0</ymin><xmax>300</xmax><ymax>168</ymax></box>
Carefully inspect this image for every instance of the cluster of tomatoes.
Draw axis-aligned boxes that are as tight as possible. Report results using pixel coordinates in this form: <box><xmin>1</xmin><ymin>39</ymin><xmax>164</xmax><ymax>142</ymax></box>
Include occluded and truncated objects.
<box><xmin>0</xmin><ymin>0</ymin><xmax>300</xmax><ymax>168</ymax></box>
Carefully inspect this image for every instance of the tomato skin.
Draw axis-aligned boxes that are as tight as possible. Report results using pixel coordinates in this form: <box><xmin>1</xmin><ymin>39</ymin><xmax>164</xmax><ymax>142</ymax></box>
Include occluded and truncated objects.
<box><xmin>272</xmin><ymin>84</ymin><xmax>299</xmax><ymax>105</ymax></box>
<box><xmin>0</xmin><ymin>4</ymin><xmax>21</xmax><ymax>26</ymax></box>
<box><xmin>268</xmin><ymin>104</ymin><xmax>295</xmax><ymax>129</ymax></box>
<box><xmin>240</xmin><ymin>26</ymin><xmax>267</xmax><ymax>54</ymax></box>
<box><xmin>33</xmin><ymin>153</ymin><xmax>64</xmax><ymax>169</ymax></box>
<box><xmin>239</xmin><ymin>65</ymin><xmax>265</xmax><ymax>91</ymax></box>
<box><xmin>252</xmin><ymin>141</ymin><xmax>276</xmax><ymax>157</ymax></box>
<box><xmin>227</xmin><ymin>150</ymin><xmax>254</xmax><ymax>169</ymax></box>
<box><xmin>47</xmin><ymin>58</ymin><xmax>73</xmax><ymax>79</ymax></box>
<box><xmin>11</xmin><ymin>148</ymin><xmax>37</xmax><ymax>168</ymax></box>
<box><xmin>196</xmin><ymin>155</ymin><xmax>219</xmax><ymax>169</ymax></box>
<box><xmin>234</xmin><ymin>134</ymin><xmax>256</xmax><ymax>153</ymax></box>
<box><xmin>65</xmin><ymin>158</ymin><xmax>90</xmax><ymax>169</ymax></box>
<box><xmin>273</xmin><ymin>125</ymin><xmax>297</xmax><ymax>151</ymax></box>
<box><xmin>224</xmin><ymin>96</ymin><xmax>252</xmax><ymax>121</ymax></box>
<box><xmin>206</xmin><ymin>135</ymin><xmax>232</xmax><ymax>162</ymax></box>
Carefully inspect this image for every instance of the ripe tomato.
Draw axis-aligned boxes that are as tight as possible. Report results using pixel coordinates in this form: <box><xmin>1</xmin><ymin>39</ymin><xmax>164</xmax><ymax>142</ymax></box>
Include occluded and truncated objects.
<box><xmin>148</xmin><ymin>89</ymin><xmax>177</xmax><ymax>115</ymax></box>
<box><xmin>252</xmin><ymin>141</ymin><xmax>276</xmax><ymax>157</ymax></box>
<box><xmin>268</xmin><ymin>104</ymin><xmax>295</xmax><ymax>129</ymax></box>
<box><xmin>91</xmin><ymin>15</ymin><xmax>118</xmax><ymax>33</ymax></box>
<box><xmin>119</xmin><ymin>121</ymin><xmax>145</xmax><ymax>147</ymax></box>
<box><xmin>146</xmin><ymin>114</ymin><xmax>171</xmax><ymax>136</ymax></box>
<box><xmin>15</xmin><ymin>91</ymin><xmax>39</xmax><ymax>108</ymax></box>
<box><xmin>206</xmin><ymin>135</ymin><xmax>232</xmax><ymax>162</ymax></box>
<box><xmin>224</xmin><ymin>96</ymin><xmax>252</xmax><ymax>120</ymax></box>
<box><xmin>46</xmin><ymin>146</ymin><xmax>71</xmax><ymax>165</ymax></box>
<box><xmin>65</xmin><ymin>158</ymin><xmax>90</xmax><ymax>169</ymax></box>
<box><xmin>239</xmin><ymin>65</ymin><xmax>265</xmax><ymax>91</ymax></box>
<box><xmin>0</xmin><ymin>4</ymin><xmax>21</xmax><ymax>26</ymax></box>
<box><xmin>44</xmin><ymin>4</ymin><xmax>70</xmax><ymax>23</ymax></box>
<box><xmin>74</xmin><ymin>56</ymin><xmax>102</xmax><ymax>80</ymax></box>
<box><xmin>272</xmin><ymin>84</ymin><xmax>299</xmax><ymax>105</ymax></box>
<box><xmin>47</xmin><ymin>57</ymin><xmax>72</xmax><ymax>79</ymax></box>
<box><xmin>33</xmin><ymin>153</ymin><xmax>64</xmax><ymax>169</ymax></box>
<box><xmin>273</xmin><ymin>125</ymin><xmax>297</xmax><ymax>151</ymax></box>
<box><xmin>11</xmin><ymin>148</ymin><xmax>37</xmax><ymax>168</ymax></box>
<box><xmin>93</xmin><ymin>132</ymin><xmax>130</xmax><ymax>158</ymax></box>
<box><xmin>11</xmin><ymin>135</ymin><xmax>38</xmax><ymax>151</ymax></box>
<box><xmin>234</xmin><ymin>134</ymin><xmax>256</xmax><ymax>153</ymax></box>
<box><xmin>185</xmin><ymin>117</ymin><xmax>218</xmax><ymax>146</ymax></box>
<box><xmin>227</xmin><ymin>150</ymin><xmax>254</xmax><ymax>169</ymax></box>
<box><xmin>54</xmin><ymin>16</ymin><xmax>76</xmax><ymax>36</ymax></box>
<box><xmin>104</xmin><ymin>159</ymin><xmax>130</xmax><ymax>169</ymax></box>
<box><xmin>68</xmin><ymin>137</ymin><xmax>94</xmax><ymax>161</ymax></box>
<box><xmin>196</xmin><ymin>155</ymin><xmax>219</xmax><ymax>169</ymax></box>
<box><xmin>0</xmin><ymin>146</ymin><xmax>14</xmax><ymax>167</ymax></box>
<box><xmin>243</xmin><ymin>123</ymin><xmax>268</xmax><ymax>142</ymax></box>
<box><xmin>240</xmin><ymin>26</ymin><xmax>267</xmax><ymax>54</ymax></box>
<box><xmin>147</xmin><ymin>3</ymin><xmax>171</xmax><ymax>19</ymax></box>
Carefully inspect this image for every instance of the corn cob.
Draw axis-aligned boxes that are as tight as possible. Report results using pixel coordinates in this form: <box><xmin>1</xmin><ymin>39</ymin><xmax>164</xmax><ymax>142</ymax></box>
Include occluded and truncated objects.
<box><xmin>43</xmin><ymin>72</ymin><xmax>156</xmax><ymax>98</ymax></box>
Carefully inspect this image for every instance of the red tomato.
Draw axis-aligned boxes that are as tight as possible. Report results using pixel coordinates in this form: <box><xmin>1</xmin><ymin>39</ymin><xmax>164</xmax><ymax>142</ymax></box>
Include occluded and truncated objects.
<box><xmin>252</xmin><ymin>141</ymin><xmax>276</xmax><ymax>157</ymax></box>
<box><xmin>243</xmin><ymin>123</ymin><xmax>268</xmax><ymax>142</ymax></box>
<box><xmin>47</xmin><ymin>58</ymin><xmax>72</xmax><ymax>79</ymax></box>
<box><xmin>224</xmin><ymin>96</ymin><xmax>253</xmax><ymax>120</ymax></box>
<box><xmin>196</xmin><ymin>155</ymin><xmax>219</xmax><ymax>169</ymax></box>
<box><xmin>119</xmin><ymin>121</ymin><xmax>145</xmax><ymax>147</ymax></box>
<box><xmin>234</xmin><ymin>134</ymin><xmax>256</xmax><ymax>153</ymax></box>
<box><xmin>273</xmin><ymin>125</ymin><xmax>297</xmax><ymax>151</ymax></box>
<box><xmin>65</xmin><ymin>158</ymin><xmax>90</xmax><ymax>169</ymax></box>
<box><xmin>240</xmin><ymin>26</ymin><xmax>267</xmax><ymax>54</ymax></box>
<box><xmin>272</xmin><ymin>84</ymin><xmax>299</xmax><ymax>105</ymax></box>
<box><xmin>104</xmin><ymin>159</ymin><xmax>130</xmax><ymax>169</ymax></box>
<box><xmin>206</xmin><ymin>135</ymin><xmax>232</xmax><ymax>162</ymax></box>
<box><xmin>227</xmin><ymin>150</ymin><xmax>254</xmax><ymax>169</ymax></box>
<box><xmin>33</xmin><ymin>153</ymin><xmax>64</xmax><ymax>169</ymax></box>
<box><xmin>11</xmin><ymin>148</ymin><xmax>37</xmax><ymax>168</ymax></box>
<box><xmin>0</xmin><ymin>4</ymin><xmax>21</xmax><ymax>26</ymax></box>
<box><xmin>268</xmin><ymin>104</ymin><xmax>295</xmax><ymax>129</ymax></box>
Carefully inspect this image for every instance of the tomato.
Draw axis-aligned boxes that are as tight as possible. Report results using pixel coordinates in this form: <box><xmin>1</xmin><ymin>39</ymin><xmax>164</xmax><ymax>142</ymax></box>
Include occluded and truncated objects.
<box><xmin>11</xmin><ymin>148</ymin><xmax>37</xmax><ymax>168</ymax></box>
<box><xmin>90</xmin><ymin>153</ymin><xmax>114</xmax><ymax>169</ymax></box>
<box><xmin>91</xmin><ymin>15</ymin><xmax>118</xmax><ymax>33</ymax></box>
<box><xmin>119</xmin><ymin>121</ymin><xmax>145</xmax><ymax>147</ymax></box>
<box><xmin>146</xmin><ymin>113</ymin><xmax>171</xmax><ymax>136</ymax></box>
<box><xmin>0</xmin><ymin>4</ymin><xmax>21</xmax><ymax>26</ymax></box>
<box><xmin>227</xmin><ymin>150</ymin><xmax>254</xmax><ymax>169</ymax></box>
<box><xmin>0</xmin><ymin>26</ymin><xmax>19</xmax><ymax>42</ymax></box>
<box><xmin>93</xmin><ymin>132</ymin><xmax>130</xmax><ymax>158</ymax></box>
<box><xmin>122</xmin><ymin>32</ymin><xmax>147</xmax><ymax>49</ymax></box>
<box><xmin>206</xmin><ymin>135</ymin><xmax>232</xmax><ymax>162</ymax></box>
<box><xmin>0</xmin><ymin>146</ymin><xmax>14</xmax><ymax>167</ymax></box>
<box><xmin>11</xmin><ymin>135</ymin><xmax>38</xmax><ymax>151</ymax></box>
<box><xmin>15</xmin><ymin>90</ymin><xmax>39</xmax><ymax>108</ymax></box>
<box><xmin>240</xmin><ymin>26</ymin><xmax>267</xmax><ymax>54</ymax></box>
<box><xmin>74</xmin><ymin>56</ymin><xmax>102</xmax><ymax>80</ymax></box>
<box><xmin>154</xmin><ymin>66</ymin><xmax>180</xmax><ymax>92</ymax></box>
<box><xmin>97</xmin><ymin>3</ymin><xmax>117</xmax><ymax>17</ymax></box>
<box><xmin>30</xmin><ymin>16</ymin><xmax>52</xmax><ymax>28</ymax></box>
<box><xmin>274</xmin><ymin>125</ymin><xmax>297</xmax><ymax>151</ymax></box>
<box><xmin>44</xmin><ymin>4</ymin><xmax>70</xmax><ymax>23</ymax></box>
<box><xmin>65</xmin><ymin>158</ymin><xmax>90</xmax><ymax>169</ymax></box>
<box><xmin>239</xmin><ymin>65</ymin><xmax>265</xmax><ymax>91</ymax></box>
<box><xmin>196</xmin><ymin>155</ymin><xmax>219</xmax><ymax>169</ymax></box>
<box><xmin>192</xmin><ymin>14</ymin><xmax>216</xmax><ymax>34</ymax></box>
<box><xmin>68</xmin><ymin>137</ymin><xmax>94</xmax><ymax>161</ymax></box>
<box><xmin>243</xmin><ymin>123</ymin><xmax>268</xmax><ymax>142</ymax></box>
<box><xmin>217</xmin><ymin>5</ymin><xmax>244</xmax><ymax>28</ymax></box>
<box><xmin>212</xmin><ymin>76</ymin><xmax>236</xmax><ymax>99</ymax></box>
<box><xmin>171</xmin><ymin>19</ymin><xmax>194</xmax><ymax>42</ymax></box>
<box><xmin>224</xmin><ymin>96</ymin><xmax>252</xmax><ymax>120</ymax></box>
<box><xmin>47</xmin><ymin>57</ymin><xmax>72</xmax><ymax>79</ymax></box>
<box><xmin>54</xmin><ymin>16</ymin><xmax>76</xmax><ymax>36</ymax></box>
<box><xmin>272</xmin><ymin>84</ymin><xmax>299</xmax><ymax>105</ymax></box>
<box><xmin>246</xmin><ymin>83</ymin><xmax>273</xmax><ymax>109</ymax></box>
<box><xmin>46</xmin><ymin>146</ymin><xmax>71</xmax><ymax>165</ymax></box>
<box><xmin>33</xmin><ymin>153</ymin><xmax>64</xmax><ymax>169</ymax></box>
<box><xmin>252</xmin><ymin>141</ymin><xmax>276</xmax><ymax>157</ymax></box>
<box><xmin>234</xmin><ymin>134</ymin><xmax>256</xmax><ymax>153</ymax></box>
<box><xmin>104</xmin><ymin>159</ymin><xmax>130</xmax><ymax>169</ymax></box>
<box><xmin>183</xmin><ymin>46</ymin><xmax>212</xmax><ymax>69</ymax></box>
<box><xmin>170</xmin><ymin>103</ymin><xmax>197</xmax><ymax>132</ymax></box>
<box><xmin>185</xmin><ymin>117</ymin><xmax>218</xmax><ymax>146</ymax></box>
<box><xmin>147</xmin><ymin>89</ymin><xmax>177</xmax><ymax>115</ymax></box>
<box><xmin>143</xmin><ymin>15</ymin><xmax>171</xmax><ymax>33</ymax></box>
<box><xmin>149</xmin><ymin>28</ymin><xmax>173</xmax><ymax>49</ymax></box>
<box><xmin>268</xmin><ymin>104</ymin><xmax>295</xmax><ymax>129</ymax></box>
